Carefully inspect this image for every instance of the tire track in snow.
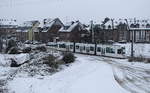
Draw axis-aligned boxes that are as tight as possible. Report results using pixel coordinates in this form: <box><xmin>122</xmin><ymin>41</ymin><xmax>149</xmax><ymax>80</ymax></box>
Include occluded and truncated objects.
<box><xmin>97</xmin><ymin>58</ymin><xmax>150</xmax><ymax>93</ymax></box>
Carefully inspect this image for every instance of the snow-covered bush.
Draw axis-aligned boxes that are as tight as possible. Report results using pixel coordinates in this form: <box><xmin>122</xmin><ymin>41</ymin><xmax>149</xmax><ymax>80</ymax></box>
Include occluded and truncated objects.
<box><xmin>5</xmin><ymin>39</ymin><xmax>17</xmax><ymax>53</ymax></box>
<box><xmin>43</xmin><ymin>55</ymin><xmax>59</xmax><ymax>69</ymax></box>
<box><xmin>22</xmin><ymin>47</ymin><xmax>32</xmax><ymax>53</ymax></box>
<box><xmin>128</xmin><ymin>55</ymin><xmax>145</xmax><ymax>62</ymax></box>
<box><xmin>146</xmin><ymin>58</ymin><xmax>150</xmax><ymax>63</ymax></box>
<box><xmin>62</xmin><ymin>52</ymin><xmax>75</xmax><ymax>64</ymax></box>
<box><xmin>34</xmin><ymin>46</ymin><xmax>47</xmax><ymax>52</ymax></box>
<box><xmin>8</xmin><ymin>47</ymin><xmax>20</xmax><ymax>54</ymax></box>
<box><xmin>10</xmin><ymin>58</ymin><xmax>20</xmax><ymax>67</ymax></box>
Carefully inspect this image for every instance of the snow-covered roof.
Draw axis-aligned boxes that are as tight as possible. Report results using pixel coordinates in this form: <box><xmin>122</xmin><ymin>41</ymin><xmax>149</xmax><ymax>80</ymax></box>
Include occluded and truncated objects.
<box><xmin>20</xmin><ymin>20</ymin><xmax>40</xmax><ymax>27</ymax></box>
<box><xmin>85</xmin><ymin>25</ymin><xmax>91</xmax><ymax>31</ymax></box>
<box><xmin>0</xmin><ymin>19</ymin><xmax>18</xmax><ymax>28</ymax></box>
<box><xmin>16</xmin><ymin>29</ymin><xmax>28</xmax><ymax>32</ymax></box>
<box><xmin>17</xmin><ymin>28</ymin><xmax>40</xmax><ymax>32</ymax></box>
<box><xmin>44</xmin><ymin>18</ymin><xmax>63</xmax><ymax>27</ymax></box>
<box><xmin>44</xmin><ymin>18</ymin><xmax>55</xmax><ymax>27</ymax></box>
<box><xmin>125</xmin><ymin>18</ymin><xmax>150</xmax><ymax>28</ymax></box>
<box><xmin>104</xmin><ymin>20</ymin><xmax>113</xmax><ymax>29</ymax></box>
<box><xmin>129</xmin><ymin>28</ymin><xmax>150</xmax><ymax>30</ymax></box>
<box><xmin>59</xmin><ymin>21</ymin><xmax>81</xmax><ymax>32</ymax></box>
<box><xmin>41</xmin><ymin>18</ymin><xmax>63</xmax><ymax>32</ymax></box>
<box><xmin>104</xmin><ymin>18</ymin><xmax>150</xmax><ymax>29</ymax></box>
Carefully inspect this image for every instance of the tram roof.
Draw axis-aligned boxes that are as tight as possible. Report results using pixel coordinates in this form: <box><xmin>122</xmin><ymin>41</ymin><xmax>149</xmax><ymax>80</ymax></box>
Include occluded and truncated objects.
<box><xmin>129</xmin><ymin>28</ymin><xmax>150</xmax><ymax>31</ymax></box>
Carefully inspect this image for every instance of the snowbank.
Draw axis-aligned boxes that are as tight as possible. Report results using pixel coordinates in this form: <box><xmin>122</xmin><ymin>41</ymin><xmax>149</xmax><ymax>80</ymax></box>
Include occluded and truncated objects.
<box><xmin>0</xmin><ymin>53</ymin><xmax>29</xmax><ymax>66</ymax></box>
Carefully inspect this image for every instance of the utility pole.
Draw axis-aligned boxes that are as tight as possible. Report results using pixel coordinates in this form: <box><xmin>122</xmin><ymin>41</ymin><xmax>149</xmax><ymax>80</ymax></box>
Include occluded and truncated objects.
<box><xmin>0</xmin><ymin>35</ymin><xmax>2</xmax><ymax>52</ymax></box>
<box><xmin>125</xmin><ymin>19</ymin><xmax>134</xmax><ymax>59</ymax></box>
<box><xmin>131</xmin><ymin>29</ymin><xmax>134</xmax><ymax>59</ymax></box>
<box><xmin>130</xmin><ymin>18</ymin><xmax>137</xmax><ymax>59</ymax></box>
<box><xmin>91</xmin><ymin>20</ymin><xmax>94</xmax><ymax>43</ymax></box>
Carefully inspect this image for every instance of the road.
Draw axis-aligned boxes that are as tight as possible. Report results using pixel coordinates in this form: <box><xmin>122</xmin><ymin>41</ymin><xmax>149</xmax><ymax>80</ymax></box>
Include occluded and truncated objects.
<box><xmin>98</xmin><ymin>57</ymin><xmax>150</xmax><ymax>93</ymax></box>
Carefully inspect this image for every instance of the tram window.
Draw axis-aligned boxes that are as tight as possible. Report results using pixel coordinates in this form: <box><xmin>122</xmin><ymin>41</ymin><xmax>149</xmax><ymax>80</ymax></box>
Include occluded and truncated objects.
<box><xmin>97</xmin><ymin>47</ymin><xmax>101</xmax><ymax>52</ymax></box>
<box><xmin>53</xmin><ymin>44</ymin><xmax>57</xmax><ymax>47</ymax></box>
<box><xmin>70</xmin><ymin>45</ymin><xmax>73</xmax><ymax>49</ymax></box>
<box><xmin>59</xmin><ymin>44</ymin><xmax>66</xmax><ymax>48</ymax></box>
<box><xmin>106</xmin><ymin>47</ymin><xmax>110</xmax><ymax>53</ymax></box>
<box><xmin>80</xmin><ymin>46</ymin><xmax>83</xmax><ymax>51</ymax></box>
<box><xmin>86</xmin><ymin>47</ymin><xmax>90</xmax><ymax>52</ymax></box>
<box><xmin>121</xmin><ymin>47</ymin><xmax>125</xmax><ymax>54</ymax></box>
<box><xmin>76</xmin><ymin>45</ymin><xmax>79</xmax><ymax>49</ymax></box>
<box><xmin>59</xmin><ymin>44</ymin><xmax>62</xmax><ymax>48</ymax></box>
<box><xmin>83</xmin><ymin>46</ymin><xmax>85</xmax><ymax>50</ymax></box>
<box><xmin>117</xmin><ymin>49</ymin><xmax>122</xmax><ymax>54</ymax></box>
<box><xmin>112</xmin><ymin>49</ymin><xmax>115</xmax><ymax>53</ymax></box>
<box><xmin>117</xmin><ymin>48</ymin><xmax>125</xmax><ymax>54</ymax></box>
<box><xmin>90</xmin><ymin>47</ymin><xmax>94</xmax><ymax>51</ymax></box>
<box><xmin>106</xmin><ymin>47</ymin><xmax>115</xmax><ymax>53</ymax></box>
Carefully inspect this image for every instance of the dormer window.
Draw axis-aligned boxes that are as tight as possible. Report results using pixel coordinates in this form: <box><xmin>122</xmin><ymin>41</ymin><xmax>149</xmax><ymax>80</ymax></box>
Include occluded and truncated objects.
<box><xmin>136</xmin><ymin>24</ymin><xmax>140</xmax><ymax>28</ymax></box>
<box><xmin>142</xmin><ymin>24</ymin><xmax>145</xmax><ymax>27</ymax></box>
<box><xmin>108</xmin><ymin>25</ymin><xmax>111</xmax><ymax>29</ymax></box>
<box><xmin>64</xmin><ymin>26</ymin><xmax>70</xmax><ymax>30</ymax></box>
<box><xmin>146</xmin><ymin>24</ymin><xmax>150</xmax><ymax>28</ymax></box>
<box><xmin>130</xmin><ymin>24</ymin><xmax>135</xmax><ymax>28</ymax></box>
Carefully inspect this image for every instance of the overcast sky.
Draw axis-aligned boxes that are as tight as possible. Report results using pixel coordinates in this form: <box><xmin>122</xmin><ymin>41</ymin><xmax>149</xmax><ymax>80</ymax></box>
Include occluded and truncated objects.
<box><xmin>0</xmin><ymin>0</ymin><xmax>150</xmax><ymax>23</ymax></box>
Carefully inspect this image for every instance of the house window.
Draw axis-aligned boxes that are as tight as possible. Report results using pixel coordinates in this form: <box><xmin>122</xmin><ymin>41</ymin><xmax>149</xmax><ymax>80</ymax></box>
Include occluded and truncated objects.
<box><xmin>136</xmin><ymin>24</ymin><xmax>140</xmax><ymax>28</ymax></box>
<box><xmin>130</xmin><ymin>24</ymin><xmax>135</xmax><ymax>28</ymax></box>
<box><xmin>146</xmin><ymin>24</ymin><xmax>150</xmax><ymax>28</ymax></box>
<box><xmin>64</xmin><ymin>26</ymin><xmax>70</xmax><ymax>30</ymax></box>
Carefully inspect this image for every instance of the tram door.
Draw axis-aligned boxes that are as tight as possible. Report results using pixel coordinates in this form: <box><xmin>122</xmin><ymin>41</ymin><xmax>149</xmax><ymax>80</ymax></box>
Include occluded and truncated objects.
<box><xmin>66</xmin><ymin>45</ymin><xmax>70</xmax><ymax>52</ymax></box>
<box><xmin>101</xmin><ymin>48</ymin><xmax>105</xmax><ymax>55</ymax></box>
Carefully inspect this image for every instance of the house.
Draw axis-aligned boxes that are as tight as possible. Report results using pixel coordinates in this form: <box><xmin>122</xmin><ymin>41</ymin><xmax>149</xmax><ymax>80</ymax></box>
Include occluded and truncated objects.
<box><xmin>16</xmin><ymin>20</ymin><xmax>40</xmax><ymax>42</ymax></box>
<box><xmin>58</xmin><ymin>21</ymin><xmax>90</xmax><ymax>43</ymax></box>
<box><xmin>128</xmin><ymin>19</ymin><xmax>150</xmax><ymax>43</ymax></box>
<box><xmin>92</xmin><ymin>19</ymin><xmax>117</xmax><ymax>43</ymax></box>
<box><xmin>40</xmin><ymin>18</ymin><xmax>63</xmax><ymax>43</ymax></box>
<box><xmin>0</xmin><ymin>19</ymin><xmax>18</xmax><ymax>38</ymax></box>
<box><xmin>115</xmin><ymin>19</ymin><xmax>129</xmax><ymax>42</ymax></box>
<box><xmin>92</xmin><ymin>18</ymin><xmax>150</xmax><ymax>43</ymax></box>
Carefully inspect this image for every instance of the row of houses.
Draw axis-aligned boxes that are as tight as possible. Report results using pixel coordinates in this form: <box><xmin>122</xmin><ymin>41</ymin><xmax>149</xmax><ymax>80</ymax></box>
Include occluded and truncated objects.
<box><xmin>0</xmin><ymin>18</ymin><xmax>150</xmax><ymax>43</ymax></box>
<box><xmin>92</xmin><ymin>18</ymin><xmax>150</xmax><ymax>43</ymax></box>
<box><xmin>16</xmin><ymin>18</ymin><xmax>90</xmax><ymax>43</ymax></box>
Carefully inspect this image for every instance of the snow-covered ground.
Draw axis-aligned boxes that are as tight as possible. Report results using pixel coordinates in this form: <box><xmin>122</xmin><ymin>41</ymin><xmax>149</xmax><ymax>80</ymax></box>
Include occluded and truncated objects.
<box><xmin>7</xmin><ymin>54</ymin><xmax>129</xmax><ymax>93</ymax></box>
<box><xmin>0</xmin><ymin>53</ymin><xmax>150</xmax><ymax>93</ymax></box>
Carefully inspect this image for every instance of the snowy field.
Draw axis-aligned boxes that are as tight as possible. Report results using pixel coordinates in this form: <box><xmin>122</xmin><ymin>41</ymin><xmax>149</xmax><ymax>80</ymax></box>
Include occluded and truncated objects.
<box><xmin>0</xmin><ymin>53</ymin><xmax>150</xmax><ymax>93</ymax></box>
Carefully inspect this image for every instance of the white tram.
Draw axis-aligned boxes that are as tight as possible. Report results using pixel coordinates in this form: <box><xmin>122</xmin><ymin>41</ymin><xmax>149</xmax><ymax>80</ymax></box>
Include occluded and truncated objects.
<box><xmin>47</xmin><ymin>42</ymin><xmax>126</xmax><ymax>58</ymax></box>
